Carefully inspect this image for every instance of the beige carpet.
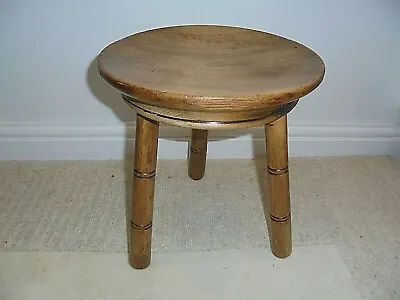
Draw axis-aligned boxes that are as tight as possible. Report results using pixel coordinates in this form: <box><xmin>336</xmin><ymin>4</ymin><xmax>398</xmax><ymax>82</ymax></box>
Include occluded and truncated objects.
<box><xmin>0</xmin><ymin>156</ymin><xmax>399</xmax><ymax>299</ymax></box>
<box><xmin>0</xmin><ymin>247</ymin><xmax>361</xmax><ymax>300</ymax></box>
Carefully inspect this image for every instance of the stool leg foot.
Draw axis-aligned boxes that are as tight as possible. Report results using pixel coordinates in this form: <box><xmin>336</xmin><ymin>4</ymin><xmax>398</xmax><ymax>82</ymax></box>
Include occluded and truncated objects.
<box><xmin>188</xmin><ymin>129</ymin><xmax>208</xmax><ymax>180</ymax></box>
<box><xmin>265</xmin><ymin>116</ymin><xmax>292</xmax><ymax>258</ymax></box>
<box><xmin>129</xmin><ymin>114</ymin><xmax>159</xmax><ymax>269</ymax></box>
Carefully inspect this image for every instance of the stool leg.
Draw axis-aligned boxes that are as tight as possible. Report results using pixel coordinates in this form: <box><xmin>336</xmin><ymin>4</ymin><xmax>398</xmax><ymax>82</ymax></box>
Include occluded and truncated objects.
<box><xmin>188</xmin><ymin>129</ymin><xmax>208</xmax><ymax>180</ymax></box>
<box><xmin>129</xmin><ymin>114</ymin><xmax>159</xmax><ymax>269</ymax></box>
<box><xmin>265</xmin><ymin>116</ymin><xmax>292</xmax><ymax>258</ymax></box>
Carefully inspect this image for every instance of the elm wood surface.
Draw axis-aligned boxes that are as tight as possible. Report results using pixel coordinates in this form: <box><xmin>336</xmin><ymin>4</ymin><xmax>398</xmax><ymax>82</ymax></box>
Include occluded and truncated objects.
<box><xmin>98</xmin><ymin>25</ymin><xmax>325</xmax><ymax>113</ymax></box>
<box><xmin>97</xmin><ymin>25</ymin><xmax>325</xmax><ymax>269</ymax></box>
<box><xmin>129</xmin><ymin>115</ymin><xmax>159</xmax><ymax>269</ymax></box>
<box><xmin>265</xmin><ymin>116</ymin><xmax>292</xmax><ymax>257</ymax></box>
<box><xmin>188</xmin><ymin>129</ymin><xmax>208</xmax><ymax>180</ymax></box>
<box><xmin>122</xmin><ymin>94</ymin><xmax>299</xmax><ymax>130</ymax></box>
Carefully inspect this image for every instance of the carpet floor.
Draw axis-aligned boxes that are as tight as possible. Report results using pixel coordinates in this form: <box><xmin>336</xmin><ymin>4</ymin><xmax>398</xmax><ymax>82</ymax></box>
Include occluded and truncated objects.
<box><xmin>0</xmin><ymin>247</ymin><xmax>361</xmax><ymax>300</ymax></box>
<box><xmin>0</xmin><ymin>156</ymin><xmax>399</xmax><ymax>299</ymax></box>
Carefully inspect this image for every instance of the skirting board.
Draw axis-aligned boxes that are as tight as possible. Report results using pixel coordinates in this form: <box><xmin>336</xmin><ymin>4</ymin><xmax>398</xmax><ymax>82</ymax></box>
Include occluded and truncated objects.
<box><xmin>0</xmin><ymin>124</ymin><xmax>399</xmax><ymax>160</ymax></box>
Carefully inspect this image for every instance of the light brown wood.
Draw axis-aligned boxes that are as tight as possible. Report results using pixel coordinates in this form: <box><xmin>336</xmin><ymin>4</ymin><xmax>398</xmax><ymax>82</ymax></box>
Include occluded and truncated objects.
<box><xmin>98</xmin><ymin>25</ymin><xmax>325</xmax><ymax>114</ymax></box>
<box><xmin>123</xmin><ymin>95</ymin><xmax>298</xmax><ymax>130</ymax></box>
<box><xmin>97</xmin><ymin>25</ymin><xmax>326</xmax><ymax>269</ymax></box>
<box><xmin>129</xmin><ymin>114</ymin><xmax>159</xmax><ymax>269</ymax></box>
<box><xmin>188</xmin><ymin>129</ymin><xmax>208</xmax><ymax>180</ymax></box>
<box><xmin>265</xmin><ymin>116</ymin><xmax>291</xmax><ymax>258</ymax></box>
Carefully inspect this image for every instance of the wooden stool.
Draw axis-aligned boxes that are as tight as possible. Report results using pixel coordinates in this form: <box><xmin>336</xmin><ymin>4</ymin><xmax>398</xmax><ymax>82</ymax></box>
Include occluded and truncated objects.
<box><xmin>97</xmin><ymin>25</ymin><xmax>325</xmax><ymax>269</ymax></box>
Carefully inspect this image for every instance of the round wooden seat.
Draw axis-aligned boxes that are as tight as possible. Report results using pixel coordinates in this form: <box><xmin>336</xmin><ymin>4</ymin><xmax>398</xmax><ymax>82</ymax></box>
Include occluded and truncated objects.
<box><xmin>98</xmin><ymin>25</ymin><xmax>325</xmax><ymax>129</ymax></box>
<box><xmin>97</xmin><ymin>25</ymin><xmax>325</xmax><ymax>270</ymax></box>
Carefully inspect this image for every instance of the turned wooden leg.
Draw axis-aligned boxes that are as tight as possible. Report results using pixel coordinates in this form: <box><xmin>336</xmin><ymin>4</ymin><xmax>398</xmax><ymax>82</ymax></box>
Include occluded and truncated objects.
<box><xmin>129</xmin><ymin>114</ymin><xmax>159</xmax><ymax>269</ymax></box>
<box><xmin>188</xmin><ymin>129</ymin><xmax>208</xmax><ymax>180</ymax></box>
<box><xmin>265</xmin><ymin>115</ymin><xmax>292</xmax><ymax>258</ymax></box>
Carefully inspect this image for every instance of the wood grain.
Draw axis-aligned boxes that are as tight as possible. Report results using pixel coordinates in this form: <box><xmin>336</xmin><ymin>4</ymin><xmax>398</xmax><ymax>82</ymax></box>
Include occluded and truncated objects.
<box><xmin>123</xmin><ymin>95</ymin><xmax>298</xmax><ymax>130</ymax></box>
<box><xmin>129</xmin><ymin>114</ymin><xmax>159</xmax><ymax>269</ymax></box>
<box><xmin>188</xmin><ymin>129</ymin><xmax>208</xmax><ymax>180</ymax></box>
<box><xmin>97</xmin><ymin>25</ymin><xmax>326</xmax><ymax>268</ymax></box>
<box><xmin>98</xmin><ymin>25</ymin><xmax>325</xmax><ymax>112</ymax></box>
<box><xmin>265</xmin><ymin>116</ymin><xmax>292</xmax><ymax>258</ymax></box>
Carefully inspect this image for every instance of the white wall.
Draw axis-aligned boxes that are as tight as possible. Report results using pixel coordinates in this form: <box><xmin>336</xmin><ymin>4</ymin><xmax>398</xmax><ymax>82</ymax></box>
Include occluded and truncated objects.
<box><xmin>0</xmin><ymin>0</ymin><xmax>399</xmax><ymax>159</ymax></box>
